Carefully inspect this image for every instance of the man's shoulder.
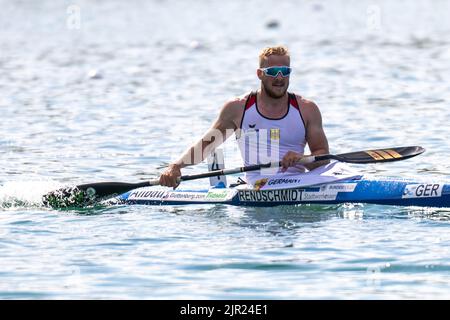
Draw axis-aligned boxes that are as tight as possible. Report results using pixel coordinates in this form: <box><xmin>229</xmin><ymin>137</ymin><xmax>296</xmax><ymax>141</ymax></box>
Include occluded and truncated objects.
<box><xmin>291</xmin><ymin>94</ymin><xmax>322</xmax><ymax>125</ymax></box>
<box><xmin>225</xmin><ymin>92</ymin><xmax>251</xmax><ymax>107</ymax></box>
<box><xmin>222</xmin><ymin>92</ymin><xmax>252</xmax><ymax>113</ymax></box>
<box><xmin>292</xmin><ymin>93</ymin><xmax>319</xmax><ymax>110</ymax></box>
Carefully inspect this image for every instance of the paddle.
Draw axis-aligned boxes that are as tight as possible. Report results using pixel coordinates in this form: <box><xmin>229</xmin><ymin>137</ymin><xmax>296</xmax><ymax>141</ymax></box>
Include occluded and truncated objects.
<box><xmin>42</xmin><ymin>146</ymin><xmax>424</xmax><ymax>207</ymax></box>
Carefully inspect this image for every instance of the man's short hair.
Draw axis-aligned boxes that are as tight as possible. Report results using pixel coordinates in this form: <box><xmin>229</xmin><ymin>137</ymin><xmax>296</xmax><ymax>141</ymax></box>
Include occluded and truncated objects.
<box><xmin>259</xmin><ymin>46</ymin><xmax>290</xmax><ymax>67</ymax></box>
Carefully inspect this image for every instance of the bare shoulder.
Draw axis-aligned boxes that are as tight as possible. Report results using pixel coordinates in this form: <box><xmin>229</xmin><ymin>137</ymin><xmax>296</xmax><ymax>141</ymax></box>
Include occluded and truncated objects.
<box><xmin>294</xmin><ymin>94</ymin><xmax>322</xmax><ymax>122</ymax></box>
<box><xmin>295</xmin><ymin>95</ymin><xmax>320</xmax><ymax>112</ymax></box>
<box><xmin>222</xmin><ymin>93</ymin><xmax>249</xmax><ymax>112</ymax></box>
<box><xmin>216</xmin><ymin>93</ymin><xmax>250</xmax><ymax>129</ymax></box>
<box><xmin>219</xmin><ymin>93</ymin><xmax>249</xmax><ymax>118</ymax></box>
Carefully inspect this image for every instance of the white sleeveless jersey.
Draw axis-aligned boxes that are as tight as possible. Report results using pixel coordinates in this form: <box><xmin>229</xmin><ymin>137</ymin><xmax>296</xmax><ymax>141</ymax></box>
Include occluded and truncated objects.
<box><xmin>236</xmin><ymin>91</ymin><xmax>307</xmax><ymax>185</ymax></box>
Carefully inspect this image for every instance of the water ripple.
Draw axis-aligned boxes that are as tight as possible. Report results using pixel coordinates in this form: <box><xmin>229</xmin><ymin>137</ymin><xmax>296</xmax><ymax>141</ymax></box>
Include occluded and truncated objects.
<box><xmin>1</xmin><ymin>0</ymin><xmax>450</xmax><ymax>299</ymax></box>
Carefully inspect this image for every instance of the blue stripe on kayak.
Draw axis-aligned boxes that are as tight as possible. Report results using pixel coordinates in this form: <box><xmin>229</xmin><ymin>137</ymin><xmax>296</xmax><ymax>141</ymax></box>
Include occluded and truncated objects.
<box><xmin>115</xmin><ymin>179</ymin><xmax>450</xmax><ymax>208</ymax></box>
<box><xmin>443</xmin><ymin>184</ymin><xmax>450</xmax><ymax>195</ymax></box>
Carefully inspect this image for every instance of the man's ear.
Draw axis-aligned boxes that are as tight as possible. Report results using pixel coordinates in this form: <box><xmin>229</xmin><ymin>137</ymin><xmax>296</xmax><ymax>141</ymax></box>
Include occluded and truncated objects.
<box><xmin>256</xmin><ymin>68</ymin><xmax>263</xmax><ymax>80</ymax></box>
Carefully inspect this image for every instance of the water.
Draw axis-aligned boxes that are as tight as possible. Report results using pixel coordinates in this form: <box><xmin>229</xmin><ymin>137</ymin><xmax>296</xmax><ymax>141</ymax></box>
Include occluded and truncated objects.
<box><xmin>1</xmin><ymin>0</ymin><xmax>450</xmax><ymax>299</ymax></box>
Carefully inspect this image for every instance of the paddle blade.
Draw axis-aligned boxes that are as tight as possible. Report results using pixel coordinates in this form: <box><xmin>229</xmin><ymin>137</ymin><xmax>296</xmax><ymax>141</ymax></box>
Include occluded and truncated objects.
<box><xmin>42</xmin><ymin>181</ymin><xmax>151</xmax><ymax>208</ymax></box>
<box><xmin>42</xmin><ymin>186</ymin><xmax>92</xmax><ymax>208</ymax></box>
<box><xmin>75</xmin><ymin>181</ymin><xmax>151</xmax><ymax>198</ymax></box>
<box><xmin>331</xmin><ymin>146</ymin><xmax>425</xmax><ymax>164</ymax></box>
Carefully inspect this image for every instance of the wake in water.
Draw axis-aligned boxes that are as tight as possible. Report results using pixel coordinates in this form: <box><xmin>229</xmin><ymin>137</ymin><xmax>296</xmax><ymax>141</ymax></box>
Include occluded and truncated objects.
<box><xmin>0</xmin><ymin>180</ymin><xmax>64</xmax><ymax>209</ymax></box>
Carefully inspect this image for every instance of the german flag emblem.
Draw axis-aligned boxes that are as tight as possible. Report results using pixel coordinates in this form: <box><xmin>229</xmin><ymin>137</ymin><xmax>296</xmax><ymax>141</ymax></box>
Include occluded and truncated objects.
<box><xmin>270</xmin><ymin>129</ymin><xmax>280</xmax><ymax>140</ymax></box>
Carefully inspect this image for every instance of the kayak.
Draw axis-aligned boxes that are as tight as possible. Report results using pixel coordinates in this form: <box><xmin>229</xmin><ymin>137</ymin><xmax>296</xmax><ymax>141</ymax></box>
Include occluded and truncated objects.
<box><xmin>42</xmin><ymin>147</ymin><xmax>449</xmax><ymax>209</ymax></box>
<box><xmin>43</xmin><ymin>146</ymin><xmax>439</xmax><ymax>208</ymax></box>
<box><xmin>111</xmin><ymin>176</ymin><xmax>450</xmax><ymax>208</ymax></box>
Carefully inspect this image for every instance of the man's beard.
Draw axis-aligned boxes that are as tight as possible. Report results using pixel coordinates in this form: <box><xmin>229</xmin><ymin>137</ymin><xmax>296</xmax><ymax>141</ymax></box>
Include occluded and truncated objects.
<box><xmin>262</xmin><ymin>81</ymin><xmax>288</xmax><ymax>99</ymax></box>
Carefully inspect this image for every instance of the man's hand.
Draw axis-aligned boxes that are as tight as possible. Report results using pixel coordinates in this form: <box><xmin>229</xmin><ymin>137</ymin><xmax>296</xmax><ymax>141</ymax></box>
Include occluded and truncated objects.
<box><xmin>280</xmin><ymin>151</ymin><xmax>329</xmax><ymax>172</ymax></box>
<box><xmin>159</xmin><ymin>164</ymin><xmax>182</xmax><ymax>188</ymax></box>
<box><xmin>280</xmin><ymin>151</ymin><xmax>304</xmax><ymax>172</ymax></box>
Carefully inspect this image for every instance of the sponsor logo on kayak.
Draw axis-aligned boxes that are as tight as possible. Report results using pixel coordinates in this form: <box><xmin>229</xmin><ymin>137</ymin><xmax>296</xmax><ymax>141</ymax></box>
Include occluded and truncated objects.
<box><xmin>324</xmin><ymin>183</ymin><xmax>357</xmax><ymax>192</ymax></box>
<box><xmin>302</xmin><ymin>192</ymin><xmax>339</xmax><ymax>201</ymax></box>
<box><xmin>166</xmin><ymin>193</ymin><xmax>206</xmax><ymax>201</ymax></box>
<box><xmin>205</xmin><ymin>189</ymin><xmax>233</xmax><ymax>201</ymax></box>
<box><xmin>402</xmin><ymin>184</ymin><xmax>443</xmax><ymax>199</ymax></box>
<box><xmin>128</xmin><ymin>190</ymin><xmax>206</xmax><ymax>201</ymax></box>
<box><xmin>128</xmin><ymin>190</ymin><xmax>168</xmax><ymax>200</ymax></box>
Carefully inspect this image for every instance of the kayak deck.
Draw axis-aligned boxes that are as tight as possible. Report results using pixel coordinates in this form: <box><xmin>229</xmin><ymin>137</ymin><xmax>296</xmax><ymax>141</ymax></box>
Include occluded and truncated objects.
<box><xmin>112</xmin><ymin>176</ymin><xmax>450</xmax><ymax>208</ymax></box>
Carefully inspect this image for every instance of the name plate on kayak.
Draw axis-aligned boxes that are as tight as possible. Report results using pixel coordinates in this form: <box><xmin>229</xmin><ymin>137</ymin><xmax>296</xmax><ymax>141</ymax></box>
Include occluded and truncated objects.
<box><xmin>238</xmin><ymin>183</ymin><xmax>357</xmax><ymax>203</ymax></box>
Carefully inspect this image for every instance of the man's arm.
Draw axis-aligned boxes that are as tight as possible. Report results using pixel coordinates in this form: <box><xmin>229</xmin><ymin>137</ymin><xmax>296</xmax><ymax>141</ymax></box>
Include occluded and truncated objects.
<box><xmin>302</xmin><ymin>99</ymin><xmax>329</xmax><ymax>170</ymax></box>
<box><xmin>159</xmin><ymin>99</ymin><xmax>244</xmax><ymax>187</ymax></box>
<box><xmin>172</xmin><ymin>102</ymin><xmax>240</xmax><ymax>168</ymax></box>
<box><xmin>281</xmin><ymin>97</ymin><xmax>330</xmax><ymax>171</ymax></box>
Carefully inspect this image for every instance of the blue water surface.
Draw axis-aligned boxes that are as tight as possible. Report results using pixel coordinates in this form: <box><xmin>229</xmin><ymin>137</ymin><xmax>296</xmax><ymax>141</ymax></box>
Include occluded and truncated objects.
<box><xmin>1</xmin><ymin>0</ymin><xmax>450</xmax><ymax>299</ymax></box>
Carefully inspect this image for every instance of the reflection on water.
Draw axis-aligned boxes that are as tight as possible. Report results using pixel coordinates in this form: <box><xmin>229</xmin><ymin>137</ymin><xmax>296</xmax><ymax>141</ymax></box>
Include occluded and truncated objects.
<box><xmin>403</xmin><ymin>207</ymin><xmax>450</xmax><ymax>221</ymax></box>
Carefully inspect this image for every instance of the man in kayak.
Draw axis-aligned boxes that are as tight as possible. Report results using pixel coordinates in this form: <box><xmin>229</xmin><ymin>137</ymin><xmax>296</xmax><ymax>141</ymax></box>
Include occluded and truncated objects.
<box><xmin>160</xmin><ymin>45</ymin><xmax>329</xmax><ymax>188</ymax></box>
